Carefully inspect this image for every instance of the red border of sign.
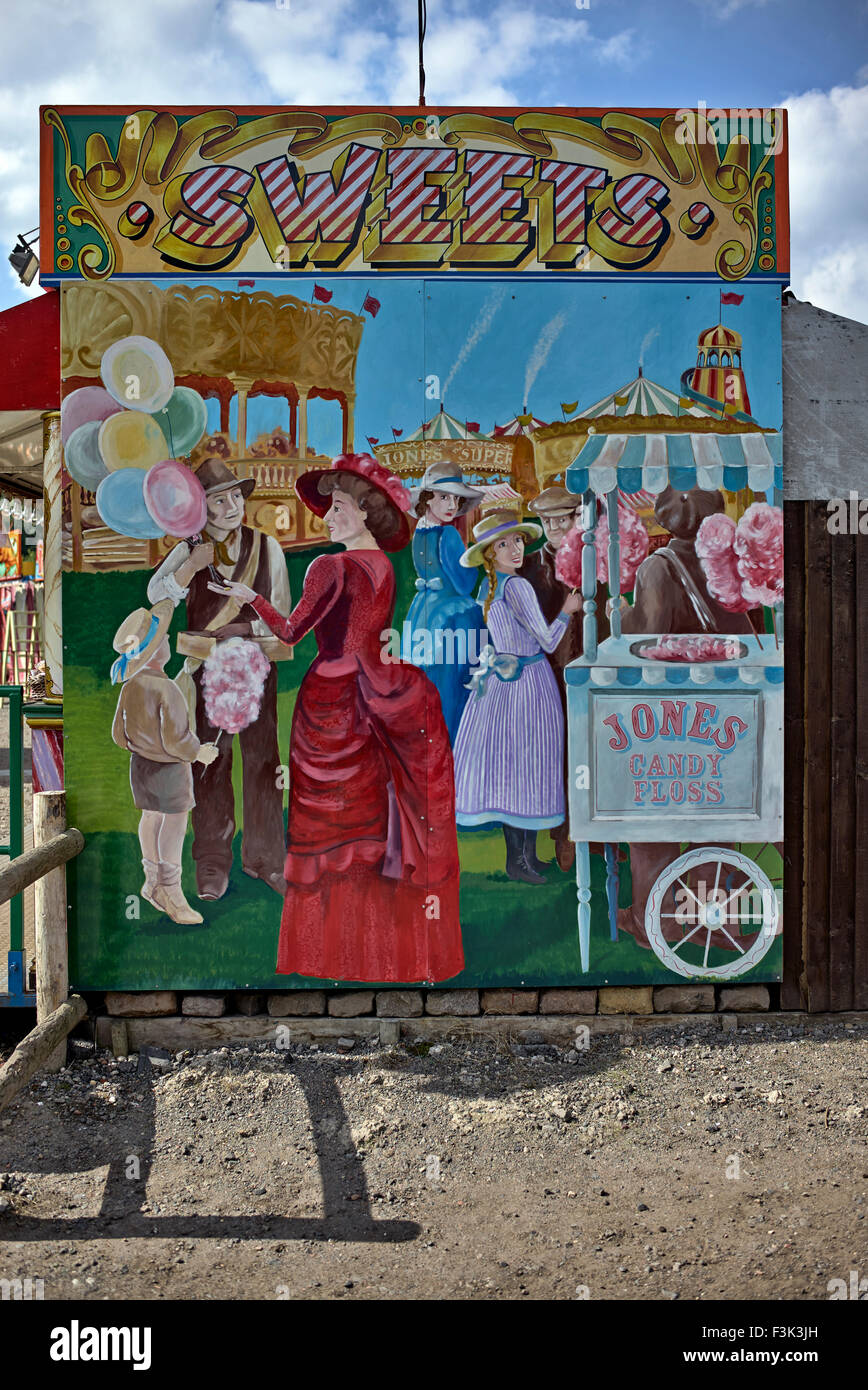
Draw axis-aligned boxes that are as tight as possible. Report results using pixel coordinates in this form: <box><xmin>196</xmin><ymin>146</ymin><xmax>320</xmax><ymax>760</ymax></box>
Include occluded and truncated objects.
<box><xmin>774</xmin><ymin>109</ymin><xmax>790</xmax><ymax>276</ymax></box>
<box><xmin>39</xmin><ymin>104</ymin><xmax>791</xmax><ymax>279</ymax></box>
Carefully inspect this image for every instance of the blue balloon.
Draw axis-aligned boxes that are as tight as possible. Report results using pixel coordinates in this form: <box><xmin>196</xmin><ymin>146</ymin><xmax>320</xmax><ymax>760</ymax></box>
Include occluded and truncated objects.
<box><xmin>65</xmin><ymin>420</ymin><xmax>109</xmax><ymax>491</ymax></box>
<box><xmin>95</xmin><ymin>468</ymin><xmax>164</xmax><ymax>539</ymax></box>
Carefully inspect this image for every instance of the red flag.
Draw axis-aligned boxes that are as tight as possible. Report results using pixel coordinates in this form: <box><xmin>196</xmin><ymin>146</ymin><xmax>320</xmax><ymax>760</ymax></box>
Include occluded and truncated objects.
<box><xmin>313</xmin><ymin>284</ymin><xmax>333</xmax><ymax>303</ymax></box>
<box><xmin>492</xmin><ymin>424</ymin><xmax>506</xmax><ymax>437</ymax></box>
<box><xmin>466</xmin><ymin>421</ymin><xmax>480</xmax><ymax>433</ymax></box>
<box><xmin>720</xmin><ymin>291</ymin><xmax>744</xmax><ymax>305</ymax></box>
<box><xmin>366</xmin><ymin>436</ymin><xmax>379</xmax><ymax>447</ymax></box>
<box><xmin>362</xmin><ymin>293</ymin><xmax>381</xmax><ymax>317</ymax></box>
<box><xmin>391</xmin><ymin>427</ymin><xmax>403</xmax><ymax>438</ymax></box>
<box><xmin>238</xmin><ymin>279</ymin><xmax>255</xmax><ymax>288</ymax></box>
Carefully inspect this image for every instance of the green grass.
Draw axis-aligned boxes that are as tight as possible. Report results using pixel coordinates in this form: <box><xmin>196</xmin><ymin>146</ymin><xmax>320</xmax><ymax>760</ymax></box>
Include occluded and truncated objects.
<box><xmin>62</xmin><ymin>562</ymin><xmax>781</xmax><ymax>991</ymax></box>
<box><xmin>67</xmin><ymin>825</ymin><xmax>781</xmax><ymax>991</ymax></box>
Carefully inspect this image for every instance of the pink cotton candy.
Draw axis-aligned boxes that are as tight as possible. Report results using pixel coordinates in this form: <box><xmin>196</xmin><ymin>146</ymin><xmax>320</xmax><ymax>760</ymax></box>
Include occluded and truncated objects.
<box><xmin>645</xmin><ymin>634</ymin><xmax>737</xmax><ymax>663</ymax></box>
<box><xmin>734</xmin><ymin>502</ymin><xmax>784</xmax><ymax>606</ymax></box>
<box><xmin>202</xmin><ymin>638</ymin><xmax>271</xmax><ymax>734</ymax></box>
<box><xmin>554</xmin><ymin>520</ymin><xmax>584</xmax><ymax>590</ymax></box>
<box><xmin>595</xmin><ymin>503</ymin><xmax>650</xmax><ymax>593</ymax></box>
<box><xmin>696</xmin><ymin>512</ymin><xmax>753</xmax><ymax>613</ymax></box>
<box><xmin>554</xmin><ymin>504</ymin><xmax>650</xmax><ymax>595</ymax></box>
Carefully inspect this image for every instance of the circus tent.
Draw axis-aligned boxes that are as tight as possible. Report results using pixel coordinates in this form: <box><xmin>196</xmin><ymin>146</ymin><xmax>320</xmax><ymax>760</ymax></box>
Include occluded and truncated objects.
<box><xmin>403</xmin><ymin>407</ymin><xmax>486</xmax><ymax>441</ymax></box>
<box><xmin>571</xmin><ymin>370</ymin><xmax>722</xmax><ymax>422</ymax></box>
<box><xmin>492</xmin><ymin>412</ymin><xmax>548</xmax><ymax>437</ymax></box>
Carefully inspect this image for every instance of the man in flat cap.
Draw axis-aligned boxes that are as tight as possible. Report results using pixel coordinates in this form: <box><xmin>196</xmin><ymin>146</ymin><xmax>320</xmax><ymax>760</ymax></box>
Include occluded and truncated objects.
<box><xmin>147</xmin><ymin>457</ymin><xmax>291</xmax><ymax>901</ymax></box>
<box><xmin>520</xmin><ymin>485</ymin><xmax>589</xmax><ymax>871</ymax></box>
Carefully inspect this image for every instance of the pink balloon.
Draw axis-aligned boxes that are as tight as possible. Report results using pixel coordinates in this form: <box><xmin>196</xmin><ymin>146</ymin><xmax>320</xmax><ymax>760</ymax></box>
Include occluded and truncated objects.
<box><xmin>61</xmin><ymin>386</ymin><xmax>123</xmax><ymax>446</ymax></box>
<box><xmin>143</xmin><ymin>459</ymin><xmax>207</xmax><ymax>536</ymax></box>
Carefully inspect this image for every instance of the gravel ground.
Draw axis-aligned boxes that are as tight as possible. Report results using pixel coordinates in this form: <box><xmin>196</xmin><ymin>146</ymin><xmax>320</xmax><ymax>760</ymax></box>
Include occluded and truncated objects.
<box><xmin>0</xmin><ymin>1018</ymin><xmax>866</xmax><ymax>1301</ymax></box>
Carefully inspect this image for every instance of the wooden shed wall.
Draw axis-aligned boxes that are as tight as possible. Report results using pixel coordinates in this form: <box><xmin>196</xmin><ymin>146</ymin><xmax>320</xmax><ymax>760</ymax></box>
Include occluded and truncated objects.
<box><xmin>783</xmin><ymin>500</ymin><xmax>868</xmax><ymax>1010</ymax></box>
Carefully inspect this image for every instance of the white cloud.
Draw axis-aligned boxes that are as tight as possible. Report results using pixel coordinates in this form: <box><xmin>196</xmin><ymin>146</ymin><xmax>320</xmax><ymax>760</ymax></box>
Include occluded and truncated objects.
<box><xmin>784</xmin><ymin>82</ymin><xmax>868</xmax><ymax>324</ymax></box>
<box><xmin>690</xmin><ymin>0</ymin><xmax>777</xmax><ymax>19</ymax></box>
<box><xmin>0</xmin><ymin>0</ymin><xmax>638</xmax><ymax>309</ymax></box>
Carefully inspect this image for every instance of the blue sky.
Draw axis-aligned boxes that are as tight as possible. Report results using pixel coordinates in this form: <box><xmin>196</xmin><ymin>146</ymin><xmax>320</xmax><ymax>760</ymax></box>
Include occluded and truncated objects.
<box><xmin>1</xmin><ymin>0</ymin><xmax>867</xmax><ymax>321</ymax></box>
<box><xmin>183</xmin><ymin>275</ymin><xmax>782</xmax><ymax>454</ymax></box>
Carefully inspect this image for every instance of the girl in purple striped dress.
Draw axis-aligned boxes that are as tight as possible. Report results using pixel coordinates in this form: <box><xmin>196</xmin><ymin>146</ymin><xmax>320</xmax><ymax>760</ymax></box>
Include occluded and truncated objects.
<box><xmin>453</xmin><ymin>511</ymin><xmax>581</xmax><ymax>884</ymax></box>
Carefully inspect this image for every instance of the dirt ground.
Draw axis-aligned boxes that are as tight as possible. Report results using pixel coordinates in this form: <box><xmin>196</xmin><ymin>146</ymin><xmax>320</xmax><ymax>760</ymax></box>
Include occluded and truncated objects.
<box><xmin>0</xmin><ymin>1017</ymin><xmax>866</xmax><ymax>1301</ymax></box>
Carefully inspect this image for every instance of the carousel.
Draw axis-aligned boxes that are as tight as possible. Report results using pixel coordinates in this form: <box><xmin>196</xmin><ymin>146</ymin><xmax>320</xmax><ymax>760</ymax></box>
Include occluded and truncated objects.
<box><xmin>59</xmin><ymin>280</ymin><xmax>364</xmax><ymax>570</ymax></box>
<box><xmin>374</xmin><ymin>405</ymin><xmax>538</xmax><ymax>501</ymax></box>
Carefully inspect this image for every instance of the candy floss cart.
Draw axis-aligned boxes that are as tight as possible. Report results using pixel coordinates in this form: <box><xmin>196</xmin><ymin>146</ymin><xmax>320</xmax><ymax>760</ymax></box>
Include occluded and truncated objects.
<box><xmin>563</xmin><ymin>428</ymin><xmax>784</xmax><ymax>981</ymax></box>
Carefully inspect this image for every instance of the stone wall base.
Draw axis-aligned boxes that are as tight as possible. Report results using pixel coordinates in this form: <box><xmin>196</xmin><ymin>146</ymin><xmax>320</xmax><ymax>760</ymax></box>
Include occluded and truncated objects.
<box><xmin>101</xmin><ymin>984</ymin><xmax>773</xmax><ymax>1022</ymax></box>
<box><xmin>93</xmin><ymin>1009</ymin><xmax>867</xmax><ymax>1057</ymax></box>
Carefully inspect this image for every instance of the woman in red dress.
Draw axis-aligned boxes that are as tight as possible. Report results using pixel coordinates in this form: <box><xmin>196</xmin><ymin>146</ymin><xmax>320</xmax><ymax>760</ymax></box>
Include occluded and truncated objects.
<box><xmin>213</xmin><ymin>453</ymin><xmax>464</xmax><ymax>984</ymax></box>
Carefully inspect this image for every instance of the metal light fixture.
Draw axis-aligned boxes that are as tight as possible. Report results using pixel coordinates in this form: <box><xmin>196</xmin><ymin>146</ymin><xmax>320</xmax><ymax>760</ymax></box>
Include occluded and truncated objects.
<box><xmin>9</xmin><ymin>227</ymin><xmax>39</xmax><ymax>286</ymax></box>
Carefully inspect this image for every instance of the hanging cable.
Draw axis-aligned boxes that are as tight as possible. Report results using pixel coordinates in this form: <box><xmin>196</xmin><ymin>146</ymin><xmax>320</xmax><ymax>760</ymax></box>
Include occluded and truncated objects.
<box><xmin>418</xmin><ymin>0</ymin><xmax>427</xmax><ymax>107</ymax></box>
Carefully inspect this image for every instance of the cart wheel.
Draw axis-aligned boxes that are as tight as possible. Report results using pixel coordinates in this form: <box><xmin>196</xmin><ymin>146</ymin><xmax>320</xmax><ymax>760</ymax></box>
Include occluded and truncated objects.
<box><xmin>645</xmin><ymin>847</ymin><xmax>780</xmax><ymax>980</ymax></box>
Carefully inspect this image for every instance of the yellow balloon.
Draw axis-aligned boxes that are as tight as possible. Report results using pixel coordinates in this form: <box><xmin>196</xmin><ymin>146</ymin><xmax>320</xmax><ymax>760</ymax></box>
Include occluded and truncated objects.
<box><xmin>99</xmin><ymin>411</ymin><xmax>167</xmax><ymax>472</ymax></box>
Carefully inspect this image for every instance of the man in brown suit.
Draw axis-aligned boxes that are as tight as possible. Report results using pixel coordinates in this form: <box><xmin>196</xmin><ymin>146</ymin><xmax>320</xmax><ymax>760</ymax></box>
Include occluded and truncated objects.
<box><xmin>520</xmin><ymin>485</ymin><xmax>585</xmax><ymax>871</ymax></box>
<box><xmin>147</xmin><ymin>458</ymin><xmax>291</xmax><ymax>901</ymax></box>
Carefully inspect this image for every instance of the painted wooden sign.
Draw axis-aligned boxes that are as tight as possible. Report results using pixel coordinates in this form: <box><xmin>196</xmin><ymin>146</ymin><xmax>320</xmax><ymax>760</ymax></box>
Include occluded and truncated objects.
<box><xmin>41</xmin><ymin>106</ymin><xmax>788</xmax><ymax>283</ymax></box>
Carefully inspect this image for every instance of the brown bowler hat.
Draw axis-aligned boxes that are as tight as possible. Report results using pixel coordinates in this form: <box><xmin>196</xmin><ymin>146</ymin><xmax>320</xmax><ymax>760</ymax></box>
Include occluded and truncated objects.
<box><xmin>194</xmin><ymin>456</ymin><xmax>255</xmax><ymax>500</ymax></box>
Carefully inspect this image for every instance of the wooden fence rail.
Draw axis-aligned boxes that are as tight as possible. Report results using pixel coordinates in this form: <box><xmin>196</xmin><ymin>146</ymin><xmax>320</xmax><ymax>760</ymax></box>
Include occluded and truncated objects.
<box><xmin>0</xmin><ymin>828</ymin><xmax>83</xmax><ymax>905</ymax></box>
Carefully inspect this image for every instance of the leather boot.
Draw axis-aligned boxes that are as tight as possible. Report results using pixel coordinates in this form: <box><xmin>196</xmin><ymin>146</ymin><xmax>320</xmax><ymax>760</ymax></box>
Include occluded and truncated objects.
<box><xmin>524</xmin><ymin>829</ymin><xmax>549</xmax><ymax>875</ymax></box>
<box><xmin>141</xmin><ymin>858</ymin><xmax>160</xmax><ymax>910</ymax></box>
<box><xmin>243</xmin><ymin>863</ymin><xmax>287</xmax><ymax>896</ymax></box>
<box><xmin>196</xmin><ymin>861</ymin><xmax>230</xmax><ymax>901</ymax></box>
<box><xmin>503</xmin><ymin>824</ymin><xmax>545</xmax><ymax>885</ymax></box>
<box><xmin>155</xmin><ymin>863</ymin><xmax>205</xmax><ymax>925</ymax></box>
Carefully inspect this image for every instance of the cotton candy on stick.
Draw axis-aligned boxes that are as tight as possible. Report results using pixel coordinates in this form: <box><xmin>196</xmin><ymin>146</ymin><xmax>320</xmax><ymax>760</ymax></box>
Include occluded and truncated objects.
<box><xmin>733</xmin><ymin>502</ymin><xmax>784</xmax><ymax>606</ymax></box>
<box><xmin>555</xmin><ymin>504</ymin><xmax>650</xmax><ymax>602</ymax></box>
<box><xmin>695</xmin><ymin>513</ymin><xmax>752</xmax><ymax>612</ymax></box>
<box><xmin>594</xmin><ymin>503</ymin><xmax>649</xmax><ymax>594</ymax></box>
<box><xmin>695</xmin><ymin>508</ymin><xmax>778</xmax><ymax>647</ymax></box>
<box><xmin>201</xmin><ymin>639</ymin><xmax>271</xmax><ymax>756</ymax></box>
<box><xmin>554</xmin><ymin>519</ymin><xmax>584</xmax><ymax>590</ymax></box>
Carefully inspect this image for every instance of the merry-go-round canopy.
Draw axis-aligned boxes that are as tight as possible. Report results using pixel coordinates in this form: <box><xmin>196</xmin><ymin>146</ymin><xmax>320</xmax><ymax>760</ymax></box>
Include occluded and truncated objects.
<box><xmin>565</xmin><ymin>428</ymin><xmax>783</xmax><ymax>497</ymax></box>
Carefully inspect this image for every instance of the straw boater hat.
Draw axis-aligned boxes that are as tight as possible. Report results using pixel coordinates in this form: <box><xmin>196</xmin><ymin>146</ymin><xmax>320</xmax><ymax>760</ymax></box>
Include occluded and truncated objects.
<box><xmin>295</xmin><ymin>452</ymin><xmax>412</xmax><ymax>552</ymax></box>
<box><xmin>460</xmin><ymin>508</ymin><xmax>542</xmax><ymax>568</ymax></box>
<box><xmin>408</xmin><ymin>460</ymin><xmax>485</xmax><ymax>516</ymax></box>
<box><xmin>195</xmin><ymin>456</ymin><xmax>255</xmax><ymax>500</ymax></box>
<box><xmin>110</xmin><ymin>599</ymin><xmax>174</xmax><ymax>685</ymax></box>
<box><xmin>528</xmin><ymin>484</ymin><xmax>581</xmax><ymax>519</ymax></box>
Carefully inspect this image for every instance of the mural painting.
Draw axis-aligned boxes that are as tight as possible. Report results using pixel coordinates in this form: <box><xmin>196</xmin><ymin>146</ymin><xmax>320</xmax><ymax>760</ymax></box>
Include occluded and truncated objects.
<box><xmin>59</xmin><ymin>274</ymin><xmax>783</xmax><ymax>991</ymax></box>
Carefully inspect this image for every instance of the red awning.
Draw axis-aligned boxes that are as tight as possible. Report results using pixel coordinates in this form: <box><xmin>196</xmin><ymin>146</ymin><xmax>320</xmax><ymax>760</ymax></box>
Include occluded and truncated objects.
<box><xmin>0</xmin><ymin>291</ymin><xmax>59</xmax><ymax>411</ymax></box>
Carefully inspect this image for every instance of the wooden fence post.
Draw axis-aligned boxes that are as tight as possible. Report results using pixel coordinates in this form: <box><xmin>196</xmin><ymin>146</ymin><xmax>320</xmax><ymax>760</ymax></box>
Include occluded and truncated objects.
<box><xmin>34</xmin><ymin>790</ymin><xmax>70</xmax><ymax>1072</ymax></box>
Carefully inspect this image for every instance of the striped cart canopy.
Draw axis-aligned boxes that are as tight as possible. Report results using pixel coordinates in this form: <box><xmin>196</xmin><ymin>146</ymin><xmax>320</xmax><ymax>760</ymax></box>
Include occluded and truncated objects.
<box><xmin>565</xmin><ymin>429</ymin><xmax>783</xmax><ymax>497</ymax></box>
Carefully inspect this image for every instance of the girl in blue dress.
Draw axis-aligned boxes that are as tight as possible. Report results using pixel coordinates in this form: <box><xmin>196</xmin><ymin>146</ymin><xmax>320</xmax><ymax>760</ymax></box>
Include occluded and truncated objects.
<box><xmin>403</xmin><ymin>461</ymin><xmax>485</xmax><ymax>742</ymax></box>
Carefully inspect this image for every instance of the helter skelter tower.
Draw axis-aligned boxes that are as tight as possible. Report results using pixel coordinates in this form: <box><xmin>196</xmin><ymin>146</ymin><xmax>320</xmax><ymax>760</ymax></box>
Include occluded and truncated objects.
<box><xmin>687</xmin><ymin>323</ymin><xmax>751</xmax><ymax>415</ymax></box>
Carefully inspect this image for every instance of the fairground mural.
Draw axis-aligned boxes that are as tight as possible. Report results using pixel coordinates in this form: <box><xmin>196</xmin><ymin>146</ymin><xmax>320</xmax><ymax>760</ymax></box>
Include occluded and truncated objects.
<box><xmin>59</xmin><ymin>273</ymin><xmax>784</xmax><ymax>990</ymax></box>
